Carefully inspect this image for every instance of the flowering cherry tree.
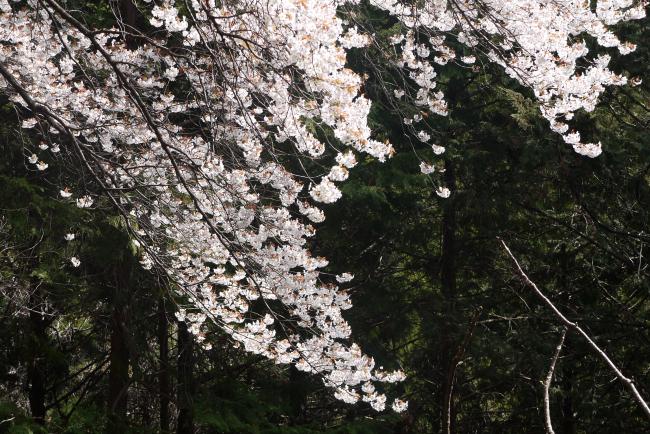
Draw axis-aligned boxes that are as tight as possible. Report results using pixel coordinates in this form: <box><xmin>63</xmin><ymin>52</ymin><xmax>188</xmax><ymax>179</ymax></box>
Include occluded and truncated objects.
<box><xmin>0</xmin><ymin>0</ymin><xmax>645</xmax><ymax>412</ymax></box>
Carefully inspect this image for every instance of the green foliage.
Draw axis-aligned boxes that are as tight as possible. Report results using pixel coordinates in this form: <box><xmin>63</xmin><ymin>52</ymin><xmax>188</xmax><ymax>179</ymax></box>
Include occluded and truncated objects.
<box><xmin>0</xmin><ymin>401</ymin><xmax>47</xmax><ymax>434</ymax></box>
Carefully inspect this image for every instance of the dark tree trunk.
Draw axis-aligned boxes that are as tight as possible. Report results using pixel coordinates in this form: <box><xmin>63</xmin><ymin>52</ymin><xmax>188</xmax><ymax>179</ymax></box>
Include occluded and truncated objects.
<box><xmin>440</xmin><ymin>160</ymin><xmax>457</xmax><ymax>301</ymax></box>
<box><xmin>439</xmin><ymin>159</ymin><xmax>458</xmax><ymax>434</ymax></box>
<box><xmin>118</xmin><ymin>0</ymin><xmax>141</xmax><ymax>49</ymax></box>
<box><xmin>107</xmin><ymin>264</ymin><xmax>130</xmax><ymax>434</ymax></box>
<box><xmin>159</xmin><ymin>299</ymin><xmax>170</xmax><ymax>433</ymax></box>
<box><xmin>288</xmin><ymin>366</ymin><xmax>307</xmax><ymax>424</ymax></box>
<box><xmin>27</xmin><ymin>293</ymin><xmax>47</xmax><ymax>425</ymax></box>
<box><xmin>557</xmin><ymin>245</ymin><xmax>576</xmax><ymax>434</ymax></box>
<box><xmin>176</xmin><ymin>321</ymin><xmax>194</xmax><ymax>434</ymax></box>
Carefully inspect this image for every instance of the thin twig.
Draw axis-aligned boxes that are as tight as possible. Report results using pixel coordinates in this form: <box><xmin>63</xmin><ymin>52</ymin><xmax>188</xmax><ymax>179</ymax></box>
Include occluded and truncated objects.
<box><xmin>0</xmin><ymin>417</ymin><xmax>15</xmax><ymax>425</ymax></box>
<box><xmin>499</xmin><ymin>238</ymin><xmax>650</xmax><ymax>420</ymax></box>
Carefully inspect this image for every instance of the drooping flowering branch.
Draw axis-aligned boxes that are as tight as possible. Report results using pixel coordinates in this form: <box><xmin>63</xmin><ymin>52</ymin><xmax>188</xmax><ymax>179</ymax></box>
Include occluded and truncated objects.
<box><xmin>372</xmin><ymin>0</ymin><xmax>645</xmax><ymax>159</ymax></box>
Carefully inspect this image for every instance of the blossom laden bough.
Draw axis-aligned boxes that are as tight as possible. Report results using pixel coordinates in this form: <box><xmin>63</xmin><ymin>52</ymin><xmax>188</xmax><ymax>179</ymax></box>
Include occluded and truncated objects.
<box><xmin>374</xmin><ymin>0</ymin><xmax>645</xmax><ymax>158</ymax></box>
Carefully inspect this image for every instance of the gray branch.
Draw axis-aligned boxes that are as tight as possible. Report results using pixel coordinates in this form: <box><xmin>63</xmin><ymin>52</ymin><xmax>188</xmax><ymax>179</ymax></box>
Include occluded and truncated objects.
<box><xmin>500</xmin><ymin>238</ymin><xmax>650</xmax><ymax>420</ymax></box>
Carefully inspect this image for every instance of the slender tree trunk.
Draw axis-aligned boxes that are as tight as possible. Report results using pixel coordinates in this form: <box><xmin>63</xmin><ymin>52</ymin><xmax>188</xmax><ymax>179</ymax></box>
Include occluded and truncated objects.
<box><xmin>439</xmin><ymin>159</ymin><xmax>458</xmax><ymax>434</ymax></box>
<box><xmin>440</xmin><ymin>161</ymin><xmax>457</xmax><ymax>302</ymax></box>
<box><xmin>557</xmin><ymin>245</ymin><xmax>575</xmax><ymax>434</ymax></box>
<box><xmin>288</xmin><ymin>366</ymin><xmax>310</xmax><ymax>425</ymax></box>
<box><xmin>27</xmin><ymin>291</ymin><xmax>47</xmax><ymax>425</ymax></box>
<box><xmin>107</xmin><ymin>265</ymin><xmax>130</xmax><ymax>433</ymax></box>
<box><xmin>108</xmin><ymin>302</ymin><xmax>129</xmax><ymax>432</ymax></box>
<box><xmin>105</xmin><ymin>8</ymin><xmax>136</xmax><ymax>431</ymax></box>
<box><xmin>159</xmin><ymin>299</ymin><xmax>170</xmax><ymax>433</ymax></box>
<box><xmin>119</xmin><ymin>0</ymin><xmax>140</xmax><ymax>49</ymax></box>
<box><xmin>177</xmin><ymin>321</ymin><xmax>194</xmax><ymax>434</ymax></box>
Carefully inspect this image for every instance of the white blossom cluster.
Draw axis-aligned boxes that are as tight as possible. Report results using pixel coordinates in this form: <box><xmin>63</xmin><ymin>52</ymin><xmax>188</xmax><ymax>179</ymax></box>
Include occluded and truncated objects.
<box><xmin>0</xmin><ymin>0</ymin><xmax>645</xmax><ymax>412</ymax></box>
<box><xmin>374</xmin><ymin>0</ymin><xmax>645</xmax><ymax>158</ymax></box>
<box><xmin>0</xmin><ymin>0</ymin><xmax>403</xmax><ymax>411</ymax></box>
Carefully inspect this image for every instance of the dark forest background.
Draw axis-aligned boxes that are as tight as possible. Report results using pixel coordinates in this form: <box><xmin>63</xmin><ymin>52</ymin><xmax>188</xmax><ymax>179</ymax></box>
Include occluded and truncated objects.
<box><xmin>1</xmin><ymin>1</ymin><xmax>649</xmax><ymax>433</ymax></box>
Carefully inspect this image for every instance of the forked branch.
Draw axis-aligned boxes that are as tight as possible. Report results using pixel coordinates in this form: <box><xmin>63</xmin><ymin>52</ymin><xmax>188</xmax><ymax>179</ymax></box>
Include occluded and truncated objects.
<box><xmin>499</xmin><ymin>239</ymin><xmax>650</xmax><ymax>420</ymax></box>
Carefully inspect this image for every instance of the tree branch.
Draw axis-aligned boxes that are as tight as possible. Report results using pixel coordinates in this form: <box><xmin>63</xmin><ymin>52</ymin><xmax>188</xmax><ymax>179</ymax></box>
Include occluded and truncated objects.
<box><xmin>543</xmin><ymin>327</ymin><xmax>567</xmax><ymax>434</ymax></box>
<box><xmin>499</xmin><ymin>238</ymin><xmax>650</xmax><ymax>420</ymax></box>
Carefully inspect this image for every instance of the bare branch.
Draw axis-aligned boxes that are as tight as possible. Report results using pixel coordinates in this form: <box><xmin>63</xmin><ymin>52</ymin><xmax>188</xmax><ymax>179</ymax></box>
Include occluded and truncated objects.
<box><xmin>500</xmin><ymin>238</ymin><xmax>650</xmax><ymax>420</ymax></box>
<box><xmin>543</xmin><ymin>327</ymin><xmax>567</xmax><ymax>434</ymax></box>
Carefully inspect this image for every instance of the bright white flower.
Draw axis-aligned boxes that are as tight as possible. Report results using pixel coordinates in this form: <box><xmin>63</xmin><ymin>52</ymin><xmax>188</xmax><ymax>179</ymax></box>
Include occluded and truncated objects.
<box><xmin>416</xmin><ymin>44</ymin><xmax>430</xmax><ymax>58</ymax></box>
<box><xmin>417</xmin><ymin>131</ymin><xmax>430</xmax><ymax>142</ymax></box>
<box><xmin>164</xmin><ymin>66</ymin><xmax>179</xmax><ymax>80</ymax></box>
<box><xmin>60</xmin><ymin>189</ymin><xmax>73</xmax><ymax>198</ymax></box>
<box><xmin>21</xmin><ymin>118</ymin><xmax>37</xmax><ymax>128</ymax></box>
<box><xmin>0</xmin><ymin>0</ymin><xmax>11</xmax><ymax>13</ymax></box>
<box><xmin>76</xmin><ymin>195</ymin><xmax>93</xmax><ymax>208</ymax></box>
<box><xmin>461</xmin><ymin>56</ymin><xmax>476</xmax><ymax>64</ymax></box>
<box><xmin>340</xmin><ymin>26</ymin><xmax>370</xmax><ymax>49</ymax></box>
<box><xmin>573</xmin><ymin>142</ymin><xmax>603</xmax><ymax>158</ymax></box>
<box><xmin>375</xmin><ymin>369</ymin><xmax>407</xmax><ymax>383</ymax></box>
<box><xmin>394</xmin><ymin>89</ymin><xmax>405</xmax><ymax>98</ymax></box>
<box><xmin>392</xmin><ymin>398</ymin><xmax>408</xmax><ymax>413</ymax></box>
<box><xmin>336</xmin><ymin>151</ymin><xmax>357</xmax><ymax>169</ymax></box>
<box><xmin>431</xmin><ymin>144</ymin><xmax>446</xmax><ymax>155</ymax></box>
<box><xmin>38</xmin><ymin>143</ymin><xmax>49</xmax><ymax>150</ymax></box>
<box><xmin>310</xmin><ymin>179</ymin><xmax>342</xmax><ymax>204</ymax></box>
<box><xmin>369</xmin><ymin>394</ymin><xmax>387</xmax><ymax>411</ymax></box>
<box><xmin>334</xmin><ymin>387</ymin><xmax>360</xmax><ymax>404</ymax></box>
<box><xmin>297</xmin><ymin>201</ymin><xmax>326</xmax><ymax>223</ymax></box>
<box><xmin>419</xmin><ymin>162</ymin><xmax>435</xmax><ymax>174</ymax></box>
<box><xmin>140</xmin><ymin>255</ymin><xmax>154</xmax><ymax>270</ymax></box>
<box><xmin>389</xmin><ymin>34</ymin><xmax>404</xmax><ymax>45</ymax></box>
<box><xmin>328</xmin><ymin>165</ymin><xmax>349</xmax><ymax>182</ymax></box>
<box><xmin>70</xmin><ymin>257</ymin><xmax>81</xmax><ymax>267</ymax></box>
<box><xmin>336</xmin><ymin>273</ymin><xmax>354</xmax><ymax>283</ymax></box>
<box><xmin>36</xmin><ymin>161</ymin><xmax>48</xmax><ymax>171</ymax></box>
<box><xmin>28</xmin><ymin>154</ymin><xmax>38</xmax><ymax>164</ymax></box>
<box><xmin>563</xmin><ymin>131</ymin><xmax>581</xmax><ymax>145</ymax></box>
<box><xmin>50</xmin><ymin>144</ymin><xmax>60</xmax><ymax>153</ymax></box>
<box><xmin>64</xmin><ymin>233</ymin><xmax>75</xmax><ymax>241</ymax></box>
<box><xmin>436</xmin><ymin>186</ymin><xmax>451</xmax><ymax>198</ymax></box>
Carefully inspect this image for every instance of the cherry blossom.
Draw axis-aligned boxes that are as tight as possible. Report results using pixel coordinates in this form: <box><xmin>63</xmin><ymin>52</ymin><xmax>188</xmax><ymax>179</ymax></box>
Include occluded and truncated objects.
<box><xmin>436</xmin><ymin>187</ymin><xmax>451</xmax><ymax>198</ymax></box>
<box><xmin>75</xmin><ymin>196</ymin><xmax>93</xmax><ymax>209</ymax></box>
<box><xmin>373</xmin><ymin>0</ymin><xmax>645</xmax><ymax>156</ymax></box>
<box><xmin>420</xmin><ymin>162</ymin><xmax>436</xmax><ymax>175</ymax></box>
